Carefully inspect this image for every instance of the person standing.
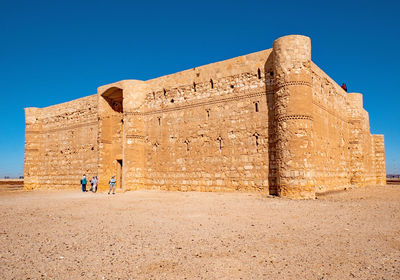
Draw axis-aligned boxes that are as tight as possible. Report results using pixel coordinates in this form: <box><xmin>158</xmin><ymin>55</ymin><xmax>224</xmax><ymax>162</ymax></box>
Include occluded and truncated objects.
<box><xmin>93</xmin><ymin>176</ymin><xmax>98</xmax><ymax>193</ymax></box>
<box><xmin>341</xmin><ymin>83</ymin><xmax>348</xmax><ymax>92</ymax></box>
<box><xmin>108</xmin><ymin>176</ymin><xmax>116</xmax><ymax>195</ymax></box>
<box><xmin>90</xmin><ymin>176</ymin><xmax>97</xmax><ymax>192</ymax></box>
<box><xmin>80</xmin><ymin>174</ymin><xmax>87</xmax><ymax>192</ymax></box>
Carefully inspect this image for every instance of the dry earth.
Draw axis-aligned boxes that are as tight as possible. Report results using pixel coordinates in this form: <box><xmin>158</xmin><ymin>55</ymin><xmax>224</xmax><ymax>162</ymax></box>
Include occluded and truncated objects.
<box><xmin>0</xmin><ymin>185</ymin><xmax>399</xmax><ymax>279</ymax></box>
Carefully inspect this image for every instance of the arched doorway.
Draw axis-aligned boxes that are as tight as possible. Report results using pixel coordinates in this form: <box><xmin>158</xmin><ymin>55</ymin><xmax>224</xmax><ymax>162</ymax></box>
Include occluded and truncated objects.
<box><xmin>98</xmin><ymin>86</ymin><xmax>124</xmax><ymax>191</ymax></box>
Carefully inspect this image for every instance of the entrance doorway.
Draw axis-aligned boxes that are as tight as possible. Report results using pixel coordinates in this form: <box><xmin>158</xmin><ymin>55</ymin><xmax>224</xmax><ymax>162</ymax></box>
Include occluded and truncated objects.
<box><xmin>98</xmin><ymin>85</ymin><xmax>124</xmax><ymax>191</ymax></box>
<box><xmin>116</xmin><ymin>159</ymin><xmax>123</xmax><ymax>190</ymax></box>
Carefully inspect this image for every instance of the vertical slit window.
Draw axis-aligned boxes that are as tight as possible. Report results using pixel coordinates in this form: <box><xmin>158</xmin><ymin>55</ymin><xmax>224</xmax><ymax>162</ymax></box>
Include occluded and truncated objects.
<box><xmin>206</xmin><ymin>109</ymin><xmax>210</xmax><ymax>119</ymax></box>
<box><xmin>253</xmin><ymin>133</ymin><xmax>260</xmax><ymax>146</ymax></box>
<box><xmin>217</xmin><ymin>136</ymin><xmax>223</xmax><ymax>151</ymax></box>
<box><xmin>184</xmin><ymin>139</ymin><xmax>190</xmax><ymax>151</ymax></box>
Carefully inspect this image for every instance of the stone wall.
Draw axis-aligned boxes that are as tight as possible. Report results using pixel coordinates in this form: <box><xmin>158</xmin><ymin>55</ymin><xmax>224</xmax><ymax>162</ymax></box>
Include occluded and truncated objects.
<box><xmin>24</xmin><ymin>95</ymin><xmax>98</xmax><ymax>189</ymax></box>
<box><xmin>311</xmin><ymin>63</ymin><xmax>386</xmax><ymax>192</ymax></box>
<box><xmin>311</xmin><ymin>64</ymin><xmax>352</xmax><ymax>192</ymax></box>
<box><xmin>118</xmin><ymin>50</ymin><xmax>274</xmax><ymax>193</ymax></box>
<box><xmin>272</xmin><ymin>35</ymin><xmax>315</xmax><ymax>198</ymax></box>
<box><xmin>25</xmin><ymin>34</ymin><xmax>386</xmax><ymax>197</ymax></box>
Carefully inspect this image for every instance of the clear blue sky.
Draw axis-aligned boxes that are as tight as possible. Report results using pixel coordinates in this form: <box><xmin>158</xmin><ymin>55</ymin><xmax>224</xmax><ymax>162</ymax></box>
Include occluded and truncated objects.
<box><xmin>0</xmin><ymin>0</ymin><xmax>399</xmax><ymax>177</ymax></box>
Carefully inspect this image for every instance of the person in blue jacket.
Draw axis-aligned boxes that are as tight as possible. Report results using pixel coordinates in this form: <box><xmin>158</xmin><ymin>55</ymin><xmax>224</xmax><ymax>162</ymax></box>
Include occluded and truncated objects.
<box><xmin>80</xmin><ymin>174</ymin><xmax>87</xmax><ymax>192</ymax></box>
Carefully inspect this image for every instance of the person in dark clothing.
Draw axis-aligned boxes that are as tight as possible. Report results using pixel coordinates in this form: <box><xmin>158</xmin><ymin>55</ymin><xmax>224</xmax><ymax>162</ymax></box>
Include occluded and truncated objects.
<box><xmin>341</xmin><ymin>83</ymin><xmax>348</xmax><ymax>92</ymax></box>
<box><xmin>80</xmin><ymin>174</ymin><xmax>87</xmax><ymax>192</ymax></box>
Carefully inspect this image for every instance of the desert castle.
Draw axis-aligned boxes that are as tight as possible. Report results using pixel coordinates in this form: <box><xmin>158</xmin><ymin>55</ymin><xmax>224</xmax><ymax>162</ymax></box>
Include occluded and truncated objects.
<box><xmin>24</xmin><ymin>35</ymin><xmax>386</xmax><ymax>199</ymax></box>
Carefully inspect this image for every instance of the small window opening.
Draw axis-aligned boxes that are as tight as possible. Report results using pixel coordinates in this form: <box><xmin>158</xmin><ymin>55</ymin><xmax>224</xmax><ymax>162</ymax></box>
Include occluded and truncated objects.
<box><xmin>270</xmin><ymin>71</ymin><xmax>274</xmax><ymax>76</ymax></box>
<box><xmin>193</xmin><ymin>82</ymin><xmax>196</xmax><ymax>92</ymax></box>
<box><xmin>254</xmin><ymin>101</ymin><xmax>259</xmax><ymax>112</ymax></box>
<box><xmin>152</xmin><ymin>92</ymin><xmax>155</xmax><ymax>99</ymax></box>
<box><xmin>210</xmin><ymin>79</ymin><xmax>214</xmax><ymax>89</ymax></box>
<box><xmin>253</xmin><ymin>133</ymin><xmax>260</xmax><ymax>146</ymax></box>
<box><xmin>91</xmin><ymin>147</ymin><xmax>94</xmax><ymax>151</ymax></box>
<box><xmin>230</xmin><ymin>85</ymin><xmax>234</xmax><ymax>89</ymax></box>
<box><xmin>257</xmin><ymin>68</ymin><xmax>261</xmax><ymax>79</ymax></box>
<box><xmin>163</xmin><ymin>89</ymin><xmax>167</xmax><ymax>97</ymax></box>
<box><xmin>170</xmin><ymin>99</ymin><xmax>174</xmax><ymax>103</ymax></box>
<box><xmin>206</xmin><ymin>109</ymin><xmax>210</xmax><ymax>118</ymax></box>
<box><xmin>184</xmin><ymin>139</ymin><xmax>190</xmax><ymax>151</ymax></box>
<box><xmin>217</xmin><ymin>136</ymin><xmax>223</xmax><ymax>151</ymax></box>
<box><xmin>157</xmin><ymin>117</ymin><xmax>161</xmax><ymax>126</ymax></box>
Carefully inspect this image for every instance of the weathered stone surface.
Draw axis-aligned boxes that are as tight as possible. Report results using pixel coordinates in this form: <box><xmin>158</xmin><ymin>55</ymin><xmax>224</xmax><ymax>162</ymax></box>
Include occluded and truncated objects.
<box><xmin>24</xmin><ymin>35</ymin><xmax>386</xmax><ymax>198</ymax></box>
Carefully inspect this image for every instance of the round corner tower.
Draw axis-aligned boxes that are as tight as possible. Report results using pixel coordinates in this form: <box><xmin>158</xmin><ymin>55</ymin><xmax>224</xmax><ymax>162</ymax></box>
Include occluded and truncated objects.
<box><xmin>272</xmin><ymin>35</ymin><xmax>315</xmax><ymax>199</ymax></box>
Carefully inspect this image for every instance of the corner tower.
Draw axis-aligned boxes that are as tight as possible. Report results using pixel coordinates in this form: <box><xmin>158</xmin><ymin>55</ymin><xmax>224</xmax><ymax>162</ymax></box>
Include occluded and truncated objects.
<box><xmin>272</xmin><ymin>35</ymin><xmax>315</xmax><ymax>199</ymax></box>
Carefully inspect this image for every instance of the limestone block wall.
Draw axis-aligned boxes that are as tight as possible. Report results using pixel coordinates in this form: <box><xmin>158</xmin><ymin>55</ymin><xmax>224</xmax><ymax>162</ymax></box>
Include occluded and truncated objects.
<box><xmin>24</xmin><ymin>95</ymin><xmax>99</xmax><ymax>189</ymax></box>
<box><xmin>272</xmin><ymin>35</ymin><xmax>315</xmax><ymax>199</ymax></box>
<box><xmin>373</xmin><ymin>135</ymin><xmax>386</xmax><ymax>185</ymax></box>
<box><xmin>311</xmin><ymin>64</ymin><xmax>386</xmax><ymax>192</ymax></box>
<box><xmin>97</xmin><ymin>85</ymin><xmax>123</xmax><ymax>190</ymax></box>
<box><xmin>24</xmin><ymin>34</ymin><xmax>386</xmax><ymax>197</ymax></box>
<box><xmin>311</xmin><ymin>64</ymin><xmax>351</xmax><ymax>192</ymax></box>
<box><xmin>129</xmin><ymin>50</ymin><xmax>274</xmax><ymax>192</ymax></box>
<box><xmin>24</xmin><ymin>108</ymin><xmax>42</xmax><ymax>190</ymax></box>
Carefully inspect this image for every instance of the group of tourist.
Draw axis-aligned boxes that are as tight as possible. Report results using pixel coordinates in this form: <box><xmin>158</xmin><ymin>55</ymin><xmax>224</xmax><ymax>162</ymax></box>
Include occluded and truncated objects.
<box><xmin>80</xmin><ymin>174</ymin><xmax>116</xmax><ymax>195</ymax></box>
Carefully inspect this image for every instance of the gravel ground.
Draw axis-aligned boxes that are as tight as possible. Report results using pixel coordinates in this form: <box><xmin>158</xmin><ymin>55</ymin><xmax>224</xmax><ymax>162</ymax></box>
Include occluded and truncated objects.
<box><xmin>0</xmin><ymin>185</ymin><xmax>399</xmax><ymax>279</ymax></box>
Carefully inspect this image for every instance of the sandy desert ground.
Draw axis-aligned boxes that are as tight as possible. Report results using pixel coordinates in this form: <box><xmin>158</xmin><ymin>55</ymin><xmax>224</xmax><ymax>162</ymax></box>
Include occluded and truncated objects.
<box><xmin>0</xmin><ymin>185</ymin><xmax>399</xmax><ymax>279</ymax></box>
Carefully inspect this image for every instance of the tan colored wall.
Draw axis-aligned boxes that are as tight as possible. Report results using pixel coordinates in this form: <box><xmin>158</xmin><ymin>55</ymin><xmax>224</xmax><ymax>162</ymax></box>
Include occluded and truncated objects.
<box><xmin>311</xmin><ymin>64</ymin><xmax>351</xmax><ymax>192</ymax></box>
<box><xmin>272</xmin><ymin>35</ymin><xmax>315</xmax><ymax>198</ymax></box>
<box><xmin>24</xmin><ymin>108</ymin><xmax>42</xmax><ymax>189</ymax></box>
<box><xmin>311</xmin><ymin>64</ymin><xmax>386</xmax><ymax>193</ymax></box>
<box><xmin>24</xmin><ymin>95</ymin><xmax>99</xmax><ymax>189</ymax></box>
<box><xmin>118</xmin><ymin>50</ymin><xmax>274</xmax><ymax>193</ymax></box>
<box><xmin>25</xmin><ymin>34</ymin><xmax>386</xmax><ymax>198</ymax></box>
<box><xmin>373</xmin><ymin>135</ymin><xmax>386</xmax><ymax>185</ymax></box>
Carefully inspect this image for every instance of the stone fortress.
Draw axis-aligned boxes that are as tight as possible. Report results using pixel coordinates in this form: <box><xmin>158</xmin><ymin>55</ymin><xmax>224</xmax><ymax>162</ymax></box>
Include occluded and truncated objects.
<box><xmin>24</xmin><ymin>35</ymin><xmax>386</xmax><ymax>199</ymax></box>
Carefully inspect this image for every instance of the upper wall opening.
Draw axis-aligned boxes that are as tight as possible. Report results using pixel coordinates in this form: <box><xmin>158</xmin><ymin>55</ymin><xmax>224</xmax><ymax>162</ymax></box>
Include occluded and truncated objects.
<box><xmin>101</xmin><ymin>86</ymin><xmax>123</xmax><ymax>113</ymax></box>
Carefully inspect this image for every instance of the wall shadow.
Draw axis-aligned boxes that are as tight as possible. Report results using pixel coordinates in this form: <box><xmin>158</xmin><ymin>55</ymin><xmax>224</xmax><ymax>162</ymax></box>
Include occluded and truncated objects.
<box><xmin>264</xmin><ymin>53</ymin><xmax>278</xmax><ymax>195</ymax></box>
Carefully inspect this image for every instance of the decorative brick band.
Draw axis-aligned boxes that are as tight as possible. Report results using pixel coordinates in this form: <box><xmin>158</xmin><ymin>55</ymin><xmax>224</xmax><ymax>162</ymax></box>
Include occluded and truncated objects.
<box><xmin>312</xmin><ymin>101</ymin><xmax>349</xmax><ymax>123</ymax></box>
<box><xmin>25</xmin><ymin>130</ymin><xmax>40</xmax><ymax>134</ymax></box>
<box><xmin>276</xmin><ymin>114</ymin><xmax>313</xmax><ymax>122</ymax></box>
<box><xmin>126</xmin><ymin>135</ymin><xmax>145</xmax><ymax>139</ymax></box>
<box><xmin>41</xmin><ymin>121</ymin><xmax>98</xmax><ymax>133</ymax></box>
<box><xmin>275</xmin><ymin>80</ymin><xmax>311</xmax><ymax>90</ymax></box>
<box><xmin>125</xmin><ymin>91</ymin><xmax>267</xmax><ymax>116</ymax></box>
